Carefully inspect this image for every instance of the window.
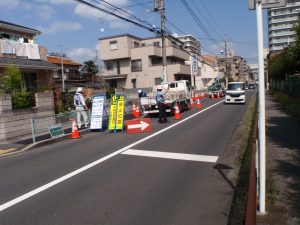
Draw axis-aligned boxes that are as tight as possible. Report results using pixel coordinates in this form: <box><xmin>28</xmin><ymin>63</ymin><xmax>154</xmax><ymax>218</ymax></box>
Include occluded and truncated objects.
<box><xmin>153</xmin><ymin>41</ymin><xmax>160</xmax><ymax>47</ymax></box>
<box><xmin>131</xmin><ymin>59</ymin><xmax>142</xmax><ymax>72</ymax></box>
<box><xmin>150</xmin><ymin>57</ymin><xmax>162</xmax><ymax>66</ymax></box>
<box><xmin>155</xmin><ymin>78</ymin><xmax>162</xmax><ymax>85</ymax></box>
<box><xmin>133</xmin><ymin>41</ymin><xmax>140</xmax><ymax>48</ymax></box>
<box><xmin>106</xmin><ymin>62</ymin><xmax>113</xmax><ymax>71</ymax></box>
<box><xmin>110</xmin><ymin>41</ymin><xmax>118</xmax><ymax>50</ymax></box>
<box><xmin>22</xmin><ymin>72</ymin><xmax>37</xmax><ymax>91</ymax></box>
<box><xmin>131</xmin><ymin>79</ymin><xmax>136</xmax><ymax>88</ymax></box>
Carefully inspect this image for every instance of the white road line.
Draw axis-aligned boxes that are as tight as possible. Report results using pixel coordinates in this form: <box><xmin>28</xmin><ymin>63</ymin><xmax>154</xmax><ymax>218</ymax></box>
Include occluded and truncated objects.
<box><xmin>122</xmin><ymin>149</ymin><xmax>218</xmax><ymax>163</ymax></box>
<box><xmin>0</xmin><ymin>100</ymin><xmax>224</xmax><ymax>212</ymax></box>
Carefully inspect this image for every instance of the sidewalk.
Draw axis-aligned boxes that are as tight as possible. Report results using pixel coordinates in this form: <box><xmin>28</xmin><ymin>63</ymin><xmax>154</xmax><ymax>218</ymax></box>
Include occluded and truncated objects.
<box><xmin>257</xmin><ymin>93</ymin><xmax>300</xmax><ymax>225</ymax></box>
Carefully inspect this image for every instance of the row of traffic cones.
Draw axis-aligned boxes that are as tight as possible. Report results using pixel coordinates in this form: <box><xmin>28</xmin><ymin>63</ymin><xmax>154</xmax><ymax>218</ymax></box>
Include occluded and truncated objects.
<box><xmin>174</xmin><ymin>98</ymin><xmax>203</xmax><ymax>120</ymax></box>
<box><xmin>131</xmin><ymin>103</ymin><xmax>141</xmax><ymax>118</ymax></box>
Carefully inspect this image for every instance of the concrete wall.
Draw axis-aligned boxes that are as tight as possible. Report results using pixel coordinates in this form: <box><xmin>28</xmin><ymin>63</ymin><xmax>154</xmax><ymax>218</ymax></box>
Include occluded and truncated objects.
<box><xmin>0</xmin><ymin>91</ymin><xmax>55</xmax><ymax>141</ymax></box>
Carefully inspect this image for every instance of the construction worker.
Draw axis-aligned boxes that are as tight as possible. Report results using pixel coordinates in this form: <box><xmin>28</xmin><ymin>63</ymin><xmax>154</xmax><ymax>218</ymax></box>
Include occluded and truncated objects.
<box><xmin>138</xmin><ymin>89</ymin><xmax>147</xmax><ymax>99</ymax></box>
<box><xmin>155</xmin><ymin>85</ymin><xmax>168</xmax><ymax>123</ymax></box>
<box><xmin>74</xmin><ymin>87</ymin><xmax>89</xmax><ymax>128</ymax></box>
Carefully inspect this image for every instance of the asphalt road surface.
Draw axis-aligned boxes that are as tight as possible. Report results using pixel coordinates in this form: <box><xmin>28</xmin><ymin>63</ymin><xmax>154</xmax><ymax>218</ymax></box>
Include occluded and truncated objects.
<box><xmin>0</xmin><ymin>91</ymin><xmax>255</xmax><ymax>225</ymax></box>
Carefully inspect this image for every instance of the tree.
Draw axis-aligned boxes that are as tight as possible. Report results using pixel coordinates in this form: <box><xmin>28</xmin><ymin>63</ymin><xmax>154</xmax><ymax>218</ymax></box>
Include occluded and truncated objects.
<box><xmin>80</xmin><ymin>60</ymin><xmax>99</xmax><ymax>86</ymax></box>
<box><xmin>0</xmin><ymin>64</ymin><xmax>21</xmax><ymax>94</ymax></box>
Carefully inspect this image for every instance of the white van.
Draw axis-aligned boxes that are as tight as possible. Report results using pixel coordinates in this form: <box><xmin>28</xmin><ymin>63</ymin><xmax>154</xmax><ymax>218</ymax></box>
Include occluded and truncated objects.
<box><xmin>225</xmin><ymin>82</ymin><xmax>246</xmax><ymax>104</ymax></box>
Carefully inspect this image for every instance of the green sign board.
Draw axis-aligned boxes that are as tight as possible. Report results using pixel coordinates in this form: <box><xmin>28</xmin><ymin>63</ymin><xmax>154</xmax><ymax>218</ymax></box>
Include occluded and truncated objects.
<box><xmin>48</xmin><ymin>124</ymin><xmax>65</xmax><ymax>138</ymax></box>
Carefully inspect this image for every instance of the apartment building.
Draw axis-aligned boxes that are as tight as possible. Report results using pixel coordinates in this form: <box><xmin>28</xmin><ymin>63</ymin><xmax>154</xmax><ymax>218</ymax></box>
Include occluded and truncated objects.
<box><xmin>268</xmin><ymin>0</ymin><xmax>300</xmax><ymax>53</ymax></box>
<box><xmin>99</xmin><ymin>34</ymin><xmax>191</xmax><ymax>89</ymax></box>
<box><xmin>0</xmin><ymin>20</ymin><xmax>56</xmax><ymax>91</ymax></box>
<box><xmin>175</xmin><ymin>34</ymin><xmax>201</xmax><ymax>54</ymax></box>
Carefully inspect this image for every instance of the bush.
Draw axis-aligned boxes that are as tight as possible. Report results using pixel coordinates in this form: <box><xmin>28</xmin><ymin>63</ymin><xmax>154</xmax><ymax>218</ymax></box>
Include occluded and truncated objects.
<box><xmin>12</xmin><ymin>92</ymin><xmax>35</xmax><ymax>109</ymax></box>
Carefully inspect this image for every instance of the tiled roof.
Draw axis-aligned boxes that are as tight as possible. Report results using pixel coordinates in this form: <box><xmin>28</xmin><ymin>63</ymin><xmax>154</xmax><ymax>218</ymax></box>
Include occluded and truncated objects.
<box><xmin>0</xmin><ymin>57</ymin><xmax>57</xmax><ymax>70</ymax></box>
<box><xmin>47</xmin><ymin>56</ymin><xmax>82</xmax><ymax>66</ymax></box>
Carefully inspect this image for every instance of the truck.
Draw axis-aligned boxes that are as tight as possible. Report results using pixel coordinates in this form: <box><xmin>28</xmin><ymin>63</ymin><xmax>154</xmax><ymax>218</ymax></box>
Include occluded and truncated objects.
<box><xmin>140</xmin><ymin>80</ymin><xmax>192</xmax><ymax>115</ymax></box>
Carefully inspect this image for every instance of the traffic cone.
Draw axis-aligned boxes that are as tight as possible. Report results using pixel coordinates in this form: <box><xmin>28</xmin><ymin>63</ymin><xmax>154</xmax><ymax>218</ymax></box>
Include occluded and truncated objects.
<box><xmin>135</xmin><ymin>105</ymin><xmax>141</xmax><ymax>118</ymax></box>
<box><xmin>196</xmin><ymin>98</ymin><xmax>202</xmax><ymax>109</ymax></box>
<box><xmin>174</xmin><ymin>103</ymin><xmax>181</xmax><ymax>120</ymax></box>
<box><xmin>190</xmin><ymin>99</ymin><xmax>195</xmax><ymax>108</ymax></box>
<box><xmin>217</xmin><ymin>92</ymin><xmax>220</xmax><ymax>100</ymax></box>
<box><xmin>211</xmin><ymin>93</ymin><xmax>215</xmax><ymax>100</ymax></box>
<box><xmin>132</xmin><ymin>102</ymin><xmax>136</xmax><ymax>116</ymax></box>
<box><xmin>70</xmin><ymin>119</ymin><xmax>80</xmax><ymax>139</ymax></box>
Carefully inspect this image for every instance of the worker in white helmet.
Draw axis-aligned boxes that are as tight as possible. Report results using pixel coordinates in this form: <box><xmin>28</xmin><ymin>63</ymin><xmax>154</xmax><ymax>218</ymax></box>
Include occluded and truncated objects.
<box><xmin>155</xmin><ymin>85</ymin><xmax>169</xmax><ymax>123</ymax></box>
<box><xmin>74</xmin><ymin>87</ymin><xmax>89</xmax><ymax>128</ymax></box>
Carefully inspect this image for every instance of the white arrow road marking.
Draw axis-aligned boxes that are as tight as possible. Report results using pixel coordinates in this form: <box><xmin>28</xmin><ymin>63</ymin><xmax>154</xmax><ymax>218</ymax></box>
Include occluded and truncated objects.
<box><xmin>122</xmin><ymin>149</ymin><xmax>218</xmax><ymax>163</ymax></box>
<box><xmin>127</xmin><ymin>120</ymin><xmax>149</xmax><ymax>130</ymax></box>
<box><xmin>0</xmin><ymin>100</ymin><xmax>224</xmax><ymax>212</ymax></box>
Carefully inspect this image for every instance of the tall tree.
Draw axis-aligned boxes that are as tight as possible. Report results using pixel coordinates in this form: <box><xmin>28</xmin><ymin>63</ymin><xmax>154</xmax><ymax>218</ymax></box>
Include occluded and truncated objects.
<box><xmin>80</xmin><ymin>60</ymin><xmax>99</xmax><ymax>86</ymax></box>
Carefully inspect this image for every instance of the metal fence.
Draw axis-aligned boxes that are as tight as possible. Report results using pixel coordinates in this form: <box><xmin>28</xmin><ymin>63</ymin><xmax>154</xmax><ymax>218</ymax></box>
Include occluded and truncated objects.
<box><xmin>271</xmin><ymin>79</ymin><xmax>300</xmax><ymax>97</ymax></box>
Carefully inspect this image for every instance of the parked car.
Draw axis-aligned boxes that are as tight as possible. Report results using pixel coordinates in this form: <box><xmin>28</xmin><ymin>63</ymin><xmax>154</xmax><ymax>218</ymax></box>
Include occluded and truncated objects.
<box><xmin>207</xmin><ymin>84</ymin><xmax>225</xmax><ymax>98</ymax></box>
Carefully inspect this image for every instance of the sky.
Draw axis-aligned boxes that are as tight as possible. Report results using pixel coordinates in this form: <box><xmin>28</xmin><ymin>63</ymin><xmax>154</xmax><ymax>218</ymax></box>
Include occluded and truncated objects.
<box><xmin>0</xmin><ymin>0</ymin><xmax>269</xmax><ymax>64</ymax></box>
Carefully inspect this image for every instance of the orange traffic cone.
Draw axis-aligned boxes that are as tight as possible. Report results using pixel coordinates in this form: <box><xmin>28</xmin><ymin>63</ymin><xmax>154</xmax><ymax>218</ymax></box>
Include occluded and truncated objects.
<box><xmin>211</xmin><ymin>93</ymin><xmax>215</xmax><ymax>100</ymax></box>
<box><xmin>217</xmin><ymin>92</ymin><xmax>220</xmax><ymax>100</ymax></box>
<box><xmin>196</xmin><ymin>98</ymin><xmax>202</xmax><ymax>109</ymax></box>
<box><xmin>132</xmin><ymin>103</ymin><xmax>136</xmax><ymax>116</ymax></box>
<box><xmin>190</xmin><ymin>99</ymin><xmax>195</xmax><ymax>108</ymax></box>
<box><xmin>174</xmin><ymin>104</ymin><xmax>181</xmax><ymax>120</ymax></box>
<box><xmin>70</xmin><ymin>119</ymin><xmax>80</xmax><ymax>139</ymax></box>
<box><xmin>135</xmin><ymin>105</ymin><xmax>141</xmax><ymax>118</ymax></box>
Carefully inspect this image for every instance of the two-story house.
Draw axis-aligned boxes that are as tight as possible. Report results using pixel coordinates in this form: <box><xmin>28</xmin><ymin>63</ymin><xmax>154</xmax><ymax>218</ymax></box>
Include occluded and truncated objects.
<box><xmin>99</xmin><ymin>34</ymin><xmax>191</xmax><ymax>89</ymax></box>
<box><xmin>0</xmin><ymin>20</ymin><xmax>56</xmax><ymax>91</ymax></box>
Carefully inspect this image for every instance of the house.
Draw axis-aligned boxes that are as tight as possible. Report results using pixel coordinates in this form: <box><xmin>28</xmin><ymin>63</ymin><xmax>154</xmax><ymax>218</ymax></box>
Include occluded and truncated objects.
<box><xmin>47</xmin><ymin>54</ymin><xmax>83</xmax><ymax>91</ymax></box>
<box><xmin>198</xmin><ymin>55</ymin><xmax>222</xmax><ymax>89</ymax></box>
<box><xmin>0</xmin><ymin>20</ymin><xmax>56</xmax><ymax>90</ymax></box>
<box><xmin>98</xmin><ymin>34</ymin><xmax>191</xmax><ymax>89</ymax></box>
<box><xmin>0</xmin><ymin>20</ymin><xmax>57</xmax><ymax>141</ymax></box>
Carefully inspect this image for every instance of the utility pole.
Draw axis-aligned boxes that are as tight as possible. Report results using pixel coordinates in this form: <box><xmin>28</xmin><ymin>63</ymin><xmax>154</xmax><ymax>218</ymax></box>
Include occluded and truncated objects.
<box><xmin>224</xmin><ymin>37</ymin><xmax>228</xmax><ymax>87</ymax></box>
<box><xmin>60</xmin><ymin>45</ymin><xmax>65</xmax><ymax>92</ymax></box>
<box><xmin>155</xmin><ymin>0</ymin><xmax>167</xmax><ymax>83</ymax></box>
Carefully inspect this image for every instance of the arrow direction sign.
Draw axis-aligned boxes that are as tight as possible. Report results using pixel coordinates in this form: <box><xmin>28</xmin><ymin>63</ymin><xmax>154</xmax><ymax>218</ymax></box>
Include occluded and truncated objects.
<box><xmin>126</xmin><ymin>118</ymin><xmax>152</xmax><ymax>134</ymax></box>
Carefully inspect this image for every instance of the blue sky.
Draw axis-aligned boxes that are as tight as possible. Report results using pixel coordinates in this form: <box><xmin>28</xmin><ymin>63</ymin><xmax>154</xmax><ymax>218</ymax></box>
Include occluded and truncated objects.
<box><xmin>0</xmin><ymin>0</ymin><xmax>268</xmax><ymax>64</ymax></box>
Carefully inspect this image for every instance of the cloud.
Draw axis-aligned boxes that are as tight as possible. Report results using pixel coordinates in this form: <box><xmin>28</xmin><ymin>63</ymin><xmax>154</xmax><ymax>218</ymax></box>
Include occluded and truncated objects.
<box><xmin>67</xmin><ymin>48</ymin><xmax>96</xmax><ymax>63</ymax></box>
<box><xmin>36</xmin><ymin>5</ymin><xmax>55</xmax><ymax>20</ymax></box>
<box><xmin>35</xmin><ymin>0</ymin><xmax>74</xmax><ymax>4</ymax></box>
<box><xmin>0</xmin><ymin>0</ymin><xmax>19</xmax><ymax>8</ymax></box>
<box><xmin>38</xmin><ymin>21</ymin><xmax>82</xmax><ymax>34</ymax></box>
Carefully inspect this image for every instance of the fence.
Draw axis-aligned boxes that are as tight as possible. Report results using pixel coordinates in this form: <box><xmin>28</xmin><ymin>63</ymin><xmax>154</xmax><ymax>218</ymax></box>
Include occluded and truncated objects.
<box><xmin>271</xmin><ymin>79</ymin><xmax>300</xmax><ymax>97</ymax></box>
<box><xmin>30</xmin><ymin>99</ymin><xmax>134</xmax><ymax>143</ymax></box>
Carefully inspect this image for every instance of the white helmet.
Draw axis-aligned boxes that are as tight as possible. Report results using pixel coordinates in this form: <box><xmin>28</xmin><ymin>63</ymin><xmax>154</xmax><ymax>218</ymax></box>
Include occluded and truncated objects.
<box><xmin>76</xmin><ymin>87</ymin><xmax>83</xmax><ymax>93</ymax></box>
<box><xmin>138</xmin><ymin>89</ymin><xmax>142</xmax><ymax>93</ymax></box>
<box><xmin>157</xmin><ymin>85</ymin><xmax>162</xmax><ymax>90</ymax></box>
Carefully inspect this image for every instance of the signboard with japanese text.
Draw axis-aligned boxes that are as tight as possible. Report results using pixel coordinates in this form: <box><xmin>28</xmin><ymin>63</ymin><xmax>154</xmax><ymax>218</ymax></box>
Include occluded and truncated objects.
<box><xmin>90</xmin><ymin>94</ymin><xmax>106</xmax><ymax>131</ymax></box>
<box><xmin>109</xmin><ymin>94</ymin><xmax>125</xmax><ymax>132</ymax></box>
<box><xmin>191</xmin><ymin>54</ymin><xmax>198</xmax><ymax>76</ymax></box>
<box><xmin>48</xmin><ymin>124</ymin><xmax>64</xmax><ymax>138</ymax></box>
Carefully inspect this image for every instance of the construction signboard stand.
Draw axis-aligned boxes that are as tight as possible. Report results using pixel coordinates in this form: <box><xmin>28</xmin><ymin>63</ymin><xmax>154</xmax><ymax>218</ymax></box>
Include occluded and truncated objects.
<box><xmin>108</xmin><ymin>94</ymin><xmax>125</xmax><ymax>133</ymax></box>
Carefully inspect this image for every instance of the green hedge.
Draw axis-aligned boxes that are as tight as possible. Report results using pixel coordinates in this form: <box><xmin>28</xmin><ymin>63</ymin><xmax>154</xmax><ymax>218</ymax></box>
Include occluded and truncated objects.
<box><xmin>12</xmin><ymin>92</ymin><xmax>35</xmax><ymax>109</ymax></box>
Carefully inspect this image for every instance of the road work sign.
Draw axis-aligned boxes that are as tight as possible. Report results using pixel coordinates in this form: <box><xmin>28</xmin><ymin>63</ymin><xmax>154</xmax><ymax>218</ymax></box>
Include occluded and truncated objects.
<box><xmin>125</xmin><ymin>118</ymin><xmax>152</xmax><ymax>134</ymax></box>
<box><xmin>90</xmin><ymin>94</ymin><xmax>106</xmax><ymax>131</ymax></box>
<box><xmin>109</xmin><ymin>94</ymin><xmax>125</xmax><ymax>132</ymax></box>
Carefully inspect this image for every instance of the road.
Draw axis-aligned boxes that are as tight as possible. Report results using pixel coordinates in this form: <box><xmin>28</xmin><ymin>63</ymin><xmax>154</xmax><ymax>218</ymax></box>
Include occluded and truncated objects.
<box><xmin>0</xmin><ymin>91</ymin><xmax>255</xmax><ymax>225</ymax></box>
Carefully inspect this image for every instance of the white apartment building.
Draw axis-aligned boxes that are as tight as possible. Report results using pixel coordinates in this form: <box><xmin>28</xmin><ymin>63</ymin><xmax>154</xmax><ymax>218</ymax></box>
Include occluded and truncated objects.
<box><xmin>99</xmin><ymin>34</ymin><xmax>191</xmax><ymax>89</ymax></box>
<box><xmin>198</xmin><ymin>55</ymin><xmax>221</xmax><ymax>89</ymax></box>
<box><xmin>268</xmin><ymin>0</ymin><xmax>300</xmax><ymax>53</ymax></box>
<box><xmin>174</xmin><ymin>34</ymin><xmax>201</xmax><ymax>54</ymax></box>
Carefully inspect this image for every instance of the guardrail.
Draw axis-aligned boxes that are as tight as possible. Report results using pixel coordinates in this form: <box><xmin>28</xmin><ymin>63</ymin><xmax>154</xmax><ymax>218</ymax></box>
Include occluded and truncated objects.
<box><xmin>245</xmin><ymin>114</ymin><xmax>258</xmax><ymax>225</ymax></box>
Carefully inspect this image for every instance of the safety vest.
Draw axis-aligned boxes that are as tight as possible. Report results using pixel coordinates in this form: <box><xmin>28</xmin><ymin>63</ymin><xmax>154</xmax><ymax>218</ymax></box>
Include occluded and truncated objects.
<box><xmin>75</xmin><ymin>93</ymin><xmax>83</xmax><ymax>106</ymax></box>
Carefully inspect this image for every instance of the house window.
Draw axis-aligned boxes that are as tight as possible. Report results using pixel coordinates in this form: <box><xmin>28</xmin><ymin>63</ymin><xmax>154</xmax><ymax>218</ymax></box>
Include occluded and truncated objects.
<box><xmin>133</xmin><ymin>41</ymin><xmax>140</xmax><ymax>48</ymax></box>
<box><xmin>131</xmin><ymin>59</ymin><xmax>142</xmax><ymax>72</ymax></box>
<box><xmin>153</xmin><ymin>41</ymin><xmax>160</xmax><ymax>47</ymax></box>
<box><xmin>110</xmin><ymin>41</ymin><xmax>118</xmax><ymax>50</ymax></box>
<box><xmin>155</xmin><ymin>77</ymin><xmax>162</xmax><ymax>85</ymax></box>
<box><xmin>131</xmin><ymin>79</ymin><xmax>136</xmax><ymax>88</ymax></box>
<box><xmin>150</xmin><ymin>57</ymin><xmax>162</xmax><ymax>66</ymax></box>
<box><xmin>22</xmin><ymin>72</ymin><xmax>37</xmax><ymax>91</ymax></box>
<box><xmin>106</xmin><ymin>62</ymin><xmax>113</xmax><ymax>71</ymax></box>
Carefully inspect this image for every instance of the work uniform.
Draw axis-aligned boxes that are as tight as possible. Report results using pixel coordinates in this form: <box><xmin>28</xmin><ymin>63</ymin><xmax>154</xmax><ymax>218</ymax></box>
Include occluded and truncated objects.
<box><xmin>156</xmin><ymin>90</ymin><xmax>168</xmax><ymax>123</ymax></box>
<box><xmin>74</xmin><ymin>92</ymin><xmax>89</xmax><ymax>128</ymax></box>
